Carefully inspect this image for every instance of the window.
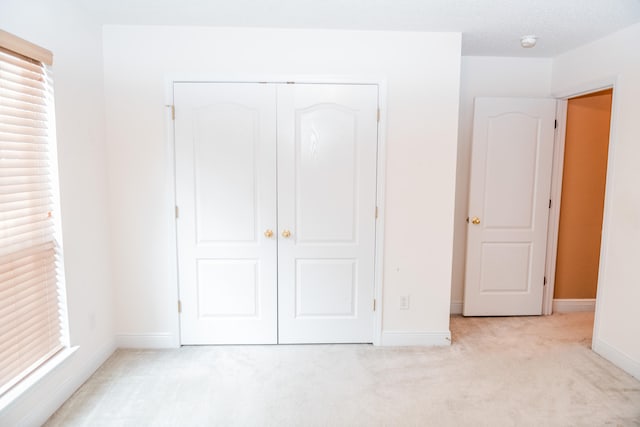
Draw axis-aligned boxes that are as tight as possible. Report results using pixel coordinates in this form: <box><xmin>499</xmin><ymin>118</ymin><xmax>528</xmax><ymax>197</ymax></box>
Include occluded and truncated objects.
<box><xmin>0</xmin><ymin>30</ymin><xmax>66</xmax><ymax>396</ymax></box>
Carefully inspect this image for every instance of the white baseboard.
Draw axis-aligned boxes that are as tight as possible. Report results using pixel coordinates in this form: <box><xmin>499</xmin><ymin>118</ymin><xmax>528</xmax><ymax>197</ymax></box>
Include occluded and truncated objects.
<box><xmin>450</xmin><ymin>300</ymin><xmax>463</xmax><ymax>315</ymax></box>
<box><xmin>552</xmin><ymin>298</ymin><xmax>596</xmax><ymax>313</ymax></box>
<box><xmin>381</xmin><ymin>331</ymin><xmax>451</xmax><ymax>346</ymax></box>
<box><xmin>2</xmin><ymin>340</ymin><xmax>116</xmax><ymax>427</ymax></box>
<box><xmin>116</xmin><ymin>333</ymin><xmax>177</xmax><ymax>349</ymax></box>
<box><xmin>593</xmin><ymin>337</ymin><xmax>640</xmax><ymax>381</ymax></box>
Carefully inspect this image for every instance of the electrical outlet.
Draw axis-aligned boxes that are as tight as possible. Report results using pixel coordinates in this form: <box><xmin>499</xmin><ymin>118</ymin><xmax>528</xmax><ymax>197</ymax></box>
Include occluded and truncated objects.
<box><xmin>400</xmin><ymin>295</ymin><xmax>410</xmax><ymax>310</ymax></box>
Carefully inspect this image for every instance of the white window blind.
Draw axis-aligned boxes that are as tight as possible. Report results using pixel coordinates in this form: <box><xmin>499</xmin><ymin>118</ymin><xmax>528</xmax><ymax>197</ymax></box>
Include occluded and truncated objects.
<box><xmin>0</xmin><ymin>37</ymin><xmax>64</xmax><ymax>396</ymax></box>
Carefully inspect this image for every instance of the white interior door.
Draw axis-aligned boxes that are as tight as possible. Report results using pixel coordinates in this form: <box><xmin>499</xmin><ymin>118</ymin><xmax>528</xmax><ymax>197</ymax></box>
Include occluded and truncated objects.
<box><xmin>463</xmin><ymin>97</ymin><xmax>556</xmax><ymax>316</ymax></box>
<box><xmin>276</xmin><ymin>84</ymin><xmax>379</xmax><ymax>343</ymax></box>
<box><xmin>175</xmin><ymin>83</ymin><xmax>278</xmax><ymax>344</ymax></box>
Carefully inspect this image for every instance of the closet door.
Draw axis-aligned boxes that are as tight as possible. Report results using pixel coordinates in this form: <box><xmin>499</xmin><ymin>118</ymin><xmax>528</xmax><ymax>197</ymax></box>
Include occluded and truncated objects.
<box><xmin>175</xmin><ymin>83</ymin><xmax>277</xmax><ymax>344</ymax></box>
<box><xmin>277</xmin><ymin>84</ymin><xmax>379</xmax><ymax>343</ymax></box>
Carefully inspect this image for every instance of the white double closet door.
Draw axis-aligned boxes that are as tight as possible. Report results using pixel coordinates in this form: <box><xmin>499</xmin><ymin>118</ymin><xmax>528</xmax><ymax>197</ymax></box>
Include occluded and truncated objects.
<box><xmin>174</xmin><ymin>82</ymin><xmax>379</xmax><ymax>344</ymax></box>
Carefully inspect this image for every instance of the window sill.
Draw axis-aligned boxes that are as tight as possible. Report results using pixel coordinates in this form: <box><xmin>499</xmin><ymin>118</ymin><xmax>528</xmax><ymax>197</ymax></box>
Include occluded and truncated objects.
<box><xmin>0</xmin><ymin>346</ymin><xmax>79</xmax><ymax>413</ymax></box>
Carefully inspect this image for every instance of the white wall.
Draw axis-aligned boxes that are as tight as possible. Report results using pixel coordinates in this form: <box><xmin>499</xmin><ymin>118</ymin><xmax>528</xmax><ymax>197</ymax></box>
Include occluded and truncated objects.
<box><xmin>102</xmin><ymin>26</ymin><xmax>461</xmax><ymax>346</ymax></box>
<box><xmin>0</xmin><ymin>0</ymin><xmax>115</xmax><ymax>425</ymax></box>
<box><xmin>451</xmin><ymin>57</ymin><xmax>553</xmax><ymax>312</ymax></box>
<box><xmin>551</xmin><ymin>22</ymin><xmax>640</xmax><ymax>380</ymax></box>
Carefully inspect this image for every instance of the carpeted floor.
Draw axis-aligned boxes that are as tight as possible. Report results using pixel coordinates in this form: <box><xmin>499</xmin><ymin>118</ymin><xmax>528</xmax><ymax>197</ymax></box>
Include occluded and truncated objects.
<box><xmin>45</xmin><ymin>312</ymin><xmax>640</xmax><ymax>426</ymax></box>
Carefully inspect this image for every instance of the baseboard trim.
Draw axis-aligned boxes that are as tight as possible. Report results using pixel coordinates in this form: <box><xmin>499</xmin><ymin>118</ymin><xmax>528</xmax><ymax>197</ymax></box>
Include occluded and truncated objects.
<box><xmin>116</xmin><ymin>333</ymin><xmax>177</xmax><ymax>349</ymax></box>
<box><xmin>593</xmin><ymin>337</ymin><xmax>640</xmax><ymax>381</ymax></box>
<box><xmin>381</xmin><ymin>331</ymin><xmax>451</xmax><ymax>346</ymax></box>
<box><xmin>552</xmin><ymin>298</ymin><xmax>596</xmax><ymax>313</ymax></box>
<box><xmin>450</xmin><ymin>300</ymin><xmax>463</xmax><ymax>315</ymax></box>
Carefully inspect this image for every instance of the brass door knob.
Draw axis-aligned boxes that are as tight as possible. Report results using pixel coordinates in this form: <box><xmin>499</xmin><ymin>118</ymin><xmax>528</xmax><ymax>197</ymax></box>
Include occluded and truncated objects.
<box><xmin>281</xmin><ymin>229</ymin><xmax>291</xmax><ymax>238</ymax></box>
<box><xmin>471</xmin><ymin>217</ymin><xmax>481</xmax><ymax>225</ymax></box>
<box><xmin>264</xmin><ymin>229</ymin><xmax>274</xmax><ymax>238</ymax></box>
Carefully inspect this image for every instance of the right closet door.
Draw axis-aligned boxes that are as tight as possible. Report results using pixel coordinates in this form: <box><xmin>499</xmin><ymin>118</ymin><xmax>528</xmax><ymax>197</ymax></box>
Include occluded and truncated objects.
<box><xmin>276</xmin><ymin>84</ymin><xmax>379</xmax><ymax>343</ymax></box>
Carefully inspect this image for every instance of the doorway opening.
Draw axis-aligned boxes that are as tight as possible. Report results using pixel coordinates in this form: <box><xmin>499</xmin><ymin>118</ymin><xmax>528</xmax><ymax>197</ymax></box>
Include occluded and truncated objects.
<box><xmin>544</xmin><ymin>88</ymin><xmax>614</xmax><ymax>320</ymax></box>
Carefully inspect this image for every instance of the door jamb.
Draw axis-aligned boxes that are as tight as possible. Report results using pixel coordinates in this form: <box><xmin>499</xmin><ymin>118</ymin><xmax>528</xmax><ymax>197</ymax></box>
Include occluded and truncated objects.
<box><xmin>542</xmin><ymin>100</ymin><xmax>567</xmax><ymax>315</ymax></box>
<box><xmin>543</xmin><ymin>78</ymin><xmax>617</xmax><ymax>318</ymax></box>
<box><xmin>164</xmin><ymin>76</ymin><xmax>388</xmax><ymax>346</ymax></box>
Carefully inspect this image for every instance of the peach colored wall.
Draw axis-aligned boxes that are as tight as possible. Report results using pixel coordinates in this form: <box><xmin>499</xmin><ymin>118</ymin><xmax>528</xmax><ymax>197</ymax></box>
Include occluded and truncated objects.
<box><xmin>554</xmin><ymin>89</ymin><xmax>612</xmax><ymax>299</ymax></box>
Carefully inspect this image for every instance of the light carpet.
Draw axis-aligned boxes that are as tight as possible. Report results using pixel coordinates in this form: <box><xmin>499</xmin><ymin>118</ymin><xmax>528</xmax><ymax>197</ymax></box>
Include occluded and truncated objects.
<box><xmin>45</xmin><ymin>312</ymin><xmax>640</xmax><ymax>426</ymax></box>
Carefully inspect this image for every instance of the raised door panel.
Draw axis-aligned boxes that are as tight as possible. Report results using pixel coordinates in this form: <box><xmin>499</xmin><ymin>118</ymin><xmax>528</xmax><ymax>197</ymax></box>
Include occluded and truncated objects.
<box><xmin>296</xmin><ymin>106</ymin><xmax>357</xmax><ymax>243</ymax></box>
<box><xmin>194</xmin><ymin>104</ymin><xmax>258</xmax><ymax>243</ymax></box>
<box><xmin>197</xmin><ymin>260</ymin><xmax>258</xmax><ymax>317</ymax></box>
<box><xmin>175</xmin><ymin>82</ymin><xmax>277</xmax><ymax>344</ymax></box>
<box><xmin>295</xmin><ymin>259</ymin><xmax>357</xmax><ymax>317</ymax></box>
<box><xmin>484</xmin><ymin>114</ymin><xmax>539</xmax><ymax>229</ymax></box>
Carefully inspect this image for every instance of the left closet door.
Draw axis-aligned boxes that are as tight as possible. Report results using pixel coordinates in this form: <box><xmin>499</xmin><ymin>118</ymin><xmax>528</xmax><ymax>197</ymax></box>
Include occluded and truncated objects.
<box><xmin>175</xmin><ymin>83</ymin><xmax>278</xmax><ymax>344</ymax></box>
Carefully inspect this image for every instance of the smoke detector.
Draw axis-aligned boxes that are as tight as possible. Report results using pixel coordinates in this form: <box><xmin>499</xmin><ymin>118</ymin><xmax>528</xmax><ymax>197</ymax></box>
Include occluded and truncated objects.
<box><xmin>520</xmin><ymin>35</ymin><xmax>538</xmax><ymax>48</ymax></box>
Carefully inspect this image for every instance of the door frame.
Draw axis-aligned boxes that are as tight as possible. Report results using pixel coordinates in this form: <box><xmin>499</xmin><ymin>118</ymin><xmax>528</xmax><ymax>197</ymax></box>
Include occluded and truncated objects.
<box><xmin>163</xmin><ymin>75</ymin><xmax>388</xmax><ymax>346</ymax></box>
<box><xmin>543</xmin><ymin>77</ymin><xmax>618</xmax><ymax>339</ymax></box>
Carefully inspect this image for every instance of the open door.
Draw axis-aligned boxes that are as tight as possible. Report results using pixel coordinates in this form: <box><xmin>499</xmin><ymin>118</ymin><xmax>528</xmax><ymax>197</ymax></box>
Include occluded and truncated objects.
<box><xmin>463</xmin><ymin>97</ymin><xmax>556</xmax><ymax>316</ymax></box>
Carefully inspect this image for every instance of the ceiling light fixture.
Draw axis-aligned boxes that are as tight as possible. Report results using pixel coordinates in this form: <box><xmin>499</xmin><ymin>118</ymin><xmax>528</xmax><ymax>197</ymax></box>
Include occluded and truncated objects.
<box><xmin>520</xmin><ymin>35</ymin><xmax>538</xmax><ymax>48</ymax></box>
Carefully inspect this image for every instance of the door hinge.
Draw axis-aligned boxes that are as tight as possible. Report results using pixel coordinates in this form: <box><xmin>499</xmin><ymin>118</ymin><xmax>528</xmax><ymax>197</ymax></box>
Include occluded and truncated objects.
<box><xmin>175</xmin><ymin>205</ymin><xmax>179</xmax><ymax>218</ymax></box>
<box><xmin>373</xmin><ymin>299</ymin><xmax>377</xmax><ymax>311</ymax></box>
<box><xmin>375</xmin><ymin>206</ymin><xmax>379</xmax><ymax>219</ymax></box>
<box><xmin>178</xmin><ymin>300</ymin><xmax>182</xmax><ymax>313</ymax></box>
<box><xmin>165</xmin><ymin>104</ymin><xmax>175</xmax><ymax>120</ymax></box>
<box><xmin>549</xmin><ymin>199</ymin><xmax>552</xmax><ymax>209</ymax></box>
<box><xmin>377</xmin><ymin>108</ymin><xmax>380</xmax><ymax>123</ymax></box>
<box><xmin>554</xmin><ymin>119</ymin><xmax>557</xmax><ymax>129</ymax></box>
<box><xmin>543</xmin><ymin>277</ymin><xmax>547</xmax><ymax>285</ymax></box>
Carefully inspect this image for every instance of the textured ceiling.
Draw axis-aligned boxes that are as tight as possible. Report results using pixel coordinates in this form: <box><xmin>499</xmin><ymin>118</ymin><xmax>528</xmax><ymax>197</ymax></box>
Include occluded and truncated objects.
<box><xmin>73</xmin><ymin>0</ymin><xmax>640</xmax><ymax>57</ymax></box>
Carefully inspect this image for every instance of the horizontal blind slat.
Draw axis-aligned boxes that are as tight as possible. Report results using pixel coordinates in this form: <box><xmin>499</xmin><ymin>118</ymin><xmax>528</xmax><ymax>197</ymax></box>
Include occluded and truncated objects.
<box><xmin>1</xmin><ymin>196</ymin><xmax>52</xmax><ymax>215</ymax></box>
<box><xmin>0</xmin><ymin>240</ymin><xmax>54</xmax><ymax>263</ymax></box>
<box><xmin>0</xmin><ymin>149</ymin><xmax>49</xmax><ymax>162</ymax></box>
<box><xmin>0</xmin><ymin>253</ymin><xmax>56</xmax><ymax>292</ymax></box>
<box><xmin>0</xmin><ymin>249</ymin><xmax>54</xmax><ymax>281</ymax></box>
<box><xmin>0</xmin><ymin>49</ymin><xmax>44</xmax><ymax>74</ymax></box>
<box><xmin>0</xmin><ymin>105</ymin><xmax>47</xmax><ymax>121</ymax></box>
<box><xmin>1</xmin><ymin>197</ymin><xmax>51</xmax><ymax>213</ymax></box>
<box><xmin>0</xmin><ymin>67</ymin><xmax>46</xmax><ymax>90</ymax></box>
<box><xmin>0</xmin><ymin>114</ymin><xmax>48</xmax><ymax>130</ymax></box>
<box><xmin>0</xmin><ymin>123</ymin><xmax>48</xmax><ymax>137</ymax></box>
<box><xmin>0</xmin><ymin>87</ymin><xmax>47</xmax><ymax>107</ymax></box>
<box><xmin>0</xmin><ymin>182</ymin><xmax>51</xmax><ymax>195</ymax></box>
<box><xmin>0</xmin><ymin>97</ymin><xmax>48</xmax><ymax>115</ymax></box>
<box><xmin>0</xmin><ymin>141</ymin><xmax>49</xmax><ymax>154</ymax></box>
<box><xmin>0</xmin><ymin>292</ymin><xmax>57</xmax><ymax>337</ymax></box>
<box><xmin>0</xmin><ymin>288</ymin><xmax>60</xmax><ymax>354</ymax></box>
<box><xmin>0</xmin><ymin>131</ymin><xmax>48</xmax><ymax>144</ymax></box>
<box><xmin>0</xmin><ymin>225</ymin><xmax>55</xmax><ymax>253</ymax></box>
<box><xmin>0</xmin><ymin>159</ymin><xmax>50</xmax><ymax>170</ymax></box>
<box><xmin>0</xmin><ymin>191</ymin><xmax>52</xmax><ymax>206</ymax></box>
<box><xmin>0</xmin><ymin>167</ymin><xmax>50</xmax><ymax>177</ymax></box>
<box><xmin>0</xmin><ymin>260</ymin><xmax>55</xmax><ymax>299</ymax></box>
<box><xmin>0</xmin><ymin>205</ymin><xmax>51</xmax><ymax>223</ymax></box>
<box><xmin>0</xmin><ymin>78</ymin><xmax>46</xmax><ymax>101</ymax></box>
